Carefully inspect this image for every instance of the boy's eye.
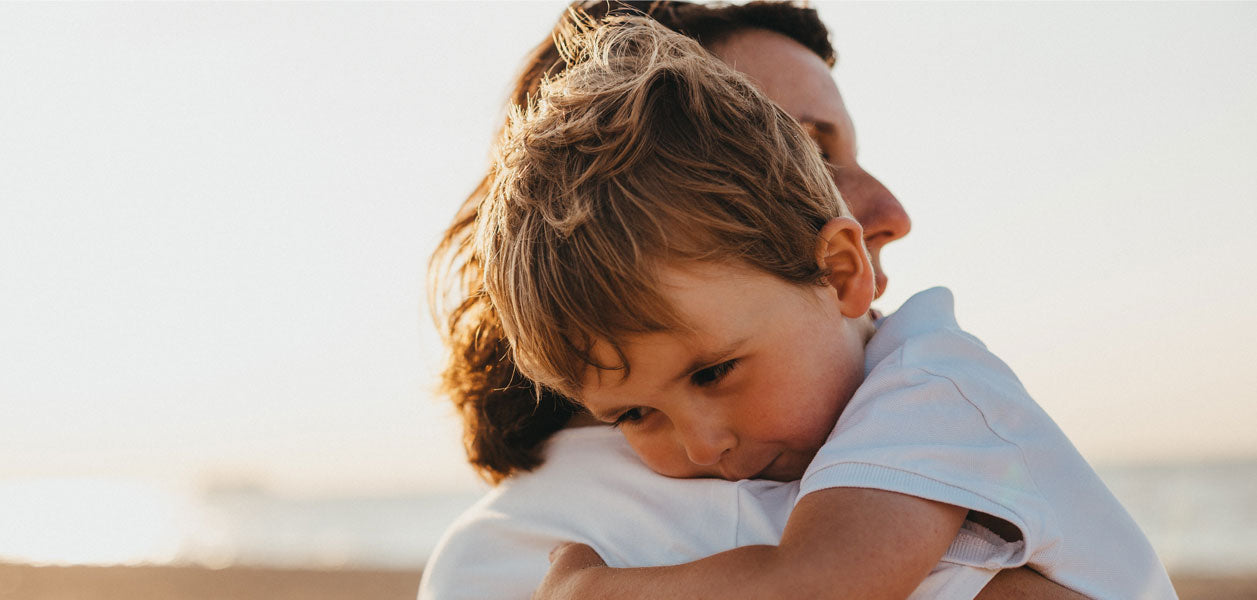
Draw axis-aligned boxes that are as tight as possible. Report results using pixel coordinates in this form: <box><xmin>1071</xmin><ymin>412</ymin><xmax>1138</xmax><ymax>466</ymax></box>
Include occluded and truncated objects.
<box><xmin>690</xmin><ymin>359</ymin><xmax>739</xmax><ymax>387</ymax></box>
<box><xmin>612</xmin><ymin>407</ymin><xmax>648</xmax><ymax>428</ymax></box>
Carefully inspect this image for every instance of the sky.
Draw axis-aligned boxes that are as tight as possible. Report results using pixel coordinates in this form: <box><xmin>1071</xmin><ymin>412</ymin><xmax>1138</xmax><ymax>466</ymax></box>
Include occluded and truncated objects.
<box><xmin>2</xmin><ymin>2</ymin><xmax>1255</xmax><ymax>497</ymax></box>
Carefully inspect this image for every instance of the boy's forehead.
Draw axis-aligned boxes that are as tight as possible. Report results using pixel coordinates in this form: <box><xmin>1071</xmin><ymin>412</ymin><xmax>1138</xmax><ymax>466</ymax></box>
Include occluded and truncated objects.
<box><xmin>577</xmin><ymin>262</ymin><xmax>787</xmax><ymax>394</ymax></box>
<box><xmin>612</xmin><ymin>263</ymin><xmax>763</xmax><ymax>349</ymax></box>
<box><xmin>583</xmin><ymin>326</ymin><xmax>728</xmax><ymax>379</ymax></box>
<box><xmin>655</xmin><ymin>261</ymin><xmax>768</xmax><ymax>321</ymax></box>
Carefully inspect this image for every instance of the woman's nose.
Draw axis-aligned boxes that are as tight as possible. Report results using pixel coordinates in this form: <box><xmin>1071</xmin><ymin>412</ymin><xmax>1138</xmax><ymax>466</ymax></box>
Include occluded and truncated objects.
<box><xmin>838</xmin><ymin>168</ymin><xmax>910</xmax><ymax>297</ymax></box>
<box><xmin>848</xmin><ymin>171</ymin><xmax>910</xmax><ymax>250</ymax></box>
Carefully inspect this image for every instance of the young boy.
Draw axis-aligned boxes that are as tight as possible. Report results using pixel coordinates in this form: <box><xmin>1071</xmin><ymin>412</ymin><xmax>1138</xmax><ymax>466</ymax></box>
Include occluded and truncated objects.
<box><xmin>476</xmin><ymin>15</ymin><xmax>1176</xmax><ymax>600</ymax></box>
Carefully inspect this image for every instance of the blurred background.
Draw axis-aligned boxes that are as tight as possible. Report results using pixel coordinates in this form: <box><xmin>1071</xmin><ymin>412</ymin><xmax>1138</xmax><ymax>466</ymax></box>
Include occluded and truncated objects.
<box><xmin>2</xmin><ymin>2</ymin><xmax>1255</xmax><ymax>598</ymax></box>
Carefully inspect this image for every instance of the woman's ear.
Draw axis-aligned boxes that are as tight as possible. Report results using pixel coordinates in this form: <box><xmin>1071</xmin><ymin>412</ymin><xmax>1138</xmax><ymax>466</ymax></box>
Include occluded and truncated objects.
<box><xmin>815</xmin><ymin>217</ymin><xmax>875</xmax><ymax>318</ymax></box>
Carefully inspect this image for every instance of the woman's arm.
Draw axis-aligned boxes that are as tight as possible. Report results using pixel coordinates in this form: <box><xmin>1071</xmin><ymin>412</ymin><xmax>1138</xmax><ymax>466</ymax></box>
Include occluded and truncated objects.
<box><xmin>537</xmin><ymin>487</ymin><xmax>966</xmax><ymax>600</ymax></box>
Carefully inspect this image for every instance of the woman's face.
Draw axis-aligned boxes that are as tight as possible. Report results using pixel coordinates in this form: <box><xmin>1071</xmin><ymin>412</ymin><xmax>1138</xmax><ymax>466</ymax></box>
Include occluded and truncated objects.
<box><xmin>712</xmin><ymin>29</ymin><xmax>911</xmax><ymax>299</ymax></box>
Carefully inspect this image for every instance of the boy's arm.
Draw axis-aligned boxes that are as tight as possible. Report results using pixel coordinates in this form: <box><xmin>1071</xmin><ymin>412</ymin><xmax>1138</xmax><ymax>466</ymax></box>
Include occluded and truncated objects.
<box><xmin>977</xmin><ymin>567</ymin><xmax>1089</xmax><ymax>600</ymax></box>
<box><xmin>536</xmin><ymin>487</ymin><xmax>966</xmax><ymax>600</ymax></box>
<box><xmin>540</xmin><ymin>546</ymin><xmax>1087</xmax><ymax>600</ymax></box>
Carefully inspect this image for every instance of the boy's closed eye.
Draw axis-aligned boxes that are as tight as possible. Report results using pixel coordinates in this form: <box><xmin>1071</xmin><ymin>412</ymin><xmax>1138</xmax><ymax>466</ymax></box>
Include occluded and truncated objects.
<box><xmin>609</xmin><ymin>359</ymin><xmax>741</xmax><ymax>429</ymax></box>
<box><xmin>611</xmin><ymin>407</ymin><xmax>651</xmax><ymax>429</ymax></box>
<box><xmin>690</xmin><ymin>358</ymin><xmax>739</xmax><ymax>387</ymax></box>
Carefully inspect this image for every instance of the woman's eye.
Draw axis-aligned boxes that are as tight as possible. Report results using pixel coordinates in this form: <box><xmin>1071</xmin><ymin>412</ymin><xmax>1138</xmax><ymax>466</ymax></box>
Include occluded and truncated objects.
<box><xmin>803</xmin><ymin>127</ymin><xmax>832</xmax><ymax>163</ymax></box>
<box><xmin>691</xmin><ymin>359</ymin><xmax>739</xmax><ymax>387</ymax></box>
<box><xmin>808</xmin><ymin>138</ymin><xmax>831</xmax><ymax>162</ymax></box>
<box><xmin>612</xmin><ymin>407</ymin><xmax>646</xmax><ymax>428</ymax></box>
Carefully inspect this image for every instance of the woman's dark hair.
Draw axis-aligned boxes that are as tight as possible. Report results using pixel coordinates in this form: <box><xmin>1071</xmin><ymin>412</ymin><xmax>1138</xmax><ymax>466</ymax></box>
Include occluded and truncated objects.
<box><xmin>429</xmin><ymin>1</ymin><xmax>836</xmax><ymax>484</ymax></box>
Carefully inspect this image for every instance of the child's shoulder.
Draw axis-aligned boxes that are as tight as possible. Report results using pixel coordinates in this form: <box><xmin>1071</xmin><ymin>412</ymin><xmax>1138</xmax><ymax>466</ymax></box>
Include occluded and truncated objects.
<box><xmin>866</xmin><ymin>287</ymin><xmax>1033</xmax><ymax>411</ymax></box>
<box><xmin>869</xmin><ymin>287</ymin><xmax>982</xmax><ymax>369</ymax></box>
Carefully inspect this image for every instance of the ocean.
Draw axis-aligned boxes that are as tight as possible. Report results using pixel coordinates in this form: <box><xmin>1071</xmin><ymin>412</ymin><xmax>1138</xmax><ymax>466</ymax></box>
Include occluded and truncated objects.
<box><xmin>1</xmin><ymin>460</ymin><xmax>1253</xmax><ymax>574</ymax></box>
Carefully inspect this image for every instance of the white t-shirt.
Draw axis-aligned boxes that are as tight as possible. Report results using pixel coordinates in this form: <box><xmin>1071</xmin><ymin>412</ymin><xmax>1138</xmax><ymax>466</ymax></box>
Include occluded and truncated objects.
<box><xmin>802</xmin><ymin>287</ymin><xmax>1176</xmax><ymax>599</ymax></box>
<box><xmin>419</xmin><ymin>428</ymin><xmax>999</xmax><ymax>600</ymax></box>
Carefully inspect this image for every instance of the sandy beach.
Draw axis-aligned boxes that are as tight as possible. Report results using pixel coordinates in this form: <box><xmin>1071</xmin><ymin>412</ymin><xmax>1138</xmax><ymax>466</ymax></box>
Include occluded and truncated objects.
<box><xmin>0</xmin><ymin>563</ymin><xmax>1253</xmax><ymax>599</ymax></box>
<box><xmin>0</xmin><ymin>563</ymin><xmax>420</xmax><ymax>600</ymax></box>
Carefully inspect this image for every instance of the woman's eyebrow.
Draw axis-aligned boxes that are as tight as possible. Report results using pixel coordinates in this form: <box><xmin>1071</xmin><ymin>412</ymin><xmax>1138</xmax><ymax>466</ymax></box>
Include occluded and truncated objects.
<box><xmin>799</xmin><ymin>117</ymin><xmax>859</xmax><ymax>159</ymax></box>
<box><xmin>799</xmin><ymin>118</ymin><xmax>838</xmax><ymax>136</ymax></box>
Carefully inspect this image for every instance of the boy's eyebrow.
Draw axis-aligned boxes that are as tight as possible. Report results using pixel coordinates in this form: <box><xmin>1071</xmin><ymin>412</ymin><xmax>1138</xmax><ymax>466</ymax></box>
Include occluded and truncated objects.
<box><xmin>672</xmin><ymin>337</ymin><xmax>748</xmax><ymax>383</ymax></box>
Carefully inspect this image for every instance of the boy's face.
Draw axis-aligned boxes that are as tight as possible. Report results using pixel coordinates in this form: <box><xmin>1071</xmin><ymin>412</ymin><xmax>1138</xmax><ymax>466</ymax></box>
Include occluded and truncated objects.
<box><xmin>578</xmin><ymin>261</ymin><xmax>871</xmax><ymax>482</ymax></box>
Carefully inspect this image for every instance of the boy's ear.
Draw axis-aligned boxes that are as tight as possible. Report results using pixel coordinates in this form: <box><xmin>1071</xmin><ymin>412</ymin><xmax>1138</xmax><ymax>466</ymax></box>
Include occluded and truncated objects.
<box><xmin>815</xmin><ymin>217</ymin><xmax>875</xmax><ymax>318</ymax></box>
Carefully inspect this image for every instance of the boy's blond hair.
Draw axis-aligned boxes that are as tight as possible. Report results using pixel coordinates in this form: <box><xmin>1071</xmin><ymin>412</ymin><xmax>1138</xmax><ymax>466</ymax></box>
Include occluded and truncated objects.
<box><xmin>477</xmin><ymin>14</ymin><xmax>851</xmax><ymax>398</ymax></box>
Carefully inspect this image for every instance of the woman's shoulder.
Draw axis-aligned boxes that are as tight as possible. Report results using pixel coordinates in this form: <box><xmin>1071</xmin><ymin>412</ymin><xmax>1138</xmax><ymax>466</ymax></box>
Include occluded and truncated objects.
<box><xmin>439</xmin><ymin>427</ymin><xmax>657</xmax><ymax>529</ymax></box>
<box><xmin>421</xmin><ymin>426</ymin><xmax>803</xmax><ymax>598</ymax></box>
<box><xmin>420</xmin><ymin>426</ymin><xmax>727</xmax><ymax>599</ymax></box>
<box><xmin>486</xmin><ymin>426</ymin><xmax>663</xmax><ymax>512</ymax></box>
<box><xmin>419</xmin><ymin>428</ymin><xmax>635</xmax><ymax>599</ymax></box>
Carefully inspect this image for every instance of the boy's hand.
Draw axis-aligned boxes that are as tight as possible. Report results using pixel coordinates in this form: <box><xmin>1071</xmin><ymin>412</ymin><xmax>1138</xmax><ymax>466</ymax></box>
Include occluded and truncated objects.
<box><xmin>533</xmin><ymin>542</ymin><xmax>608</xmax><ymax>600</ymax></box>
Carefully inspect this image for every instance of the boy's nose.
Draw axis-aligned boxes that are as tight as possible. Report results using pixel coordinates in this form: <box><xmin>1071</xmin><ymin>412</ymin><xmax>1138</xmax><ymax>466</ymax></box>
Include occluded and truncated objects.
<box><xmin>675</xmin><ymin>418</ymin><xmax>735</xmax><ymax>467</ymax></box>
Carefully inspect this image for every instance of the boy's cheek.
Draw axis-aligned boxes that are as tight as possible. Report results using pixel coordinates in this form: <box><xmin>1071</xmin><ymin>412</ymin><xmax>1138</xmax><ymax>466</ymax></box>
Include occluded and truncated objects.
<box><xmin>624</xmin><ymin>432</ymin><xmax>718</xmax><ymax>479</ymax></box>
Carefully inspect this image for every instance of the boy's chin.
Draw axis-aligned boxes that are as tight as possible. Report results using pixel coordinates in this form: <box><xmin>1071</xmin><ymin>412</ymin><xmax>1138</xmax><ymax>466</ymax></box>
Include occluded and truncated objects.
<box><xmin>652</xmin><ymin>452</ymin><xmax>810</xmax><ymax>482</ymax></box>
<box><xmin>737</xmin><ymin>452</ymin><xmax>809</xmax><ymax>482</ymax></box>
<box><xmin>754</xmin><ymin>459</ymin><xmax>807</xmax><ymax>482</ymax></box>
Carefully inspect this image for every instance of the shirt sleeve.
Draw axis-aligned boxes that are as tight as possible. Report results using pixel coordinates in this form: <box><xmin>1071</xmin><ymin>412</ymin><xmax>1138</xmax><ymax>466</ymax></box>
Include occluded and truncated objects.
<box><xmin>799</xmin><ymin>331</ymin><xmax>1060</xmax><ymax>569</ymax></box>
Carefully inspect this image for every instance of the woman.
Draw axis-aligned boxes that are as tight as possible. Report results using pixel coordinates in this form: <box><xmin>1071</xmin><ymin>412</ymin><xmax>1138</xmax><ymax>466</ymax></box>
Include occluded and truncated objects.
<box><xmin>421</xmin><ymin>3</ymin><xmax>1077</xmax><ymax>598</ymax></box>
